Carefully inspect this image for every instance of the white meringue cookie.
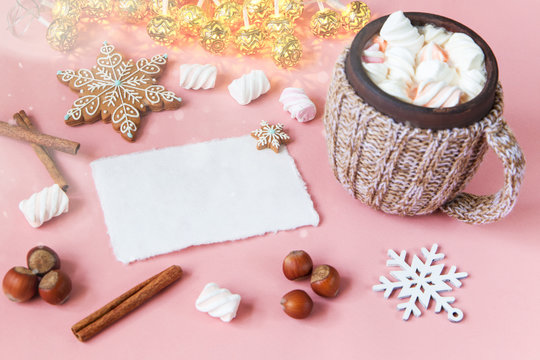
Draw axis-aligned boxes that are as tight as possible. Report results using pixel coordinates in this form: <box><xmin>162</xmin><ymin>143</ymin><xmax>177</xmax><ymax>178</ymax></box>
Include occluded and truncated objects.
<box><xmin>416</xmin><ymin>60</ymin><xmax>458</xmax><ymax>85</ymax></box>
<box><xmin>363</xmin><ymin>62</ymin><xmax>388</xmax><ymax>84</ymax></box>
<box><xmin>19</xmin><ymin>184</ymin><xmax>69</xmax><ymax>228</ymax></box>
<box><xmin>228</xmin><ymin>70</ymin><xmax>270</xmax><ymax>105</ymax></box>
<box><xmin>459</xmin><ymin>68</ymin><xmax>487</xmax><ymax>100</ymax></box>
<box><xmin>444</xmin><ymin>33</ymin><xmax>485</xmax><ymax>71</ymax></box>
<box><xmin>385</xmin><ymin>46</ymin><xmax>416</xmax><ymax>84</ymax></box>
<box><xmin>378</xmin><ymin>80</ymin><xmax>411</xmax><ymax>103</ymax></box>
<box><xmin>420</xmin><ymin>24</ymin><xmax>451</xmax><ymax>45</ymax></box>
<box><xmin>279</xmin><ymin>87</ymin><xmax>316</xmax><ymax>123</ymax></box>
<box><xmin>380</xmin><ymin>11</ymin><xmax>424</xmax><ymax>55</ymax></box>
<box><xmin>362</xmin><ymin>43</ymin><xmax>385</xmax><ymax>63</ymax></box>
<box><xmin>413</xmin><ymin>80</ymin><xmax>461</xmax><ymax>108</ymax></box>
<box><xmin>417</xmin><ymin>42</ymin><xmax>448</xmax><ymax>63</ymax></box>
<box><xmin>179</xmin><ymin>64</ymin><xmax>217</xmax><ymax>90</ymax></box>
<box><xmin>195</xmin><ymin>283</ymin><xmax>241</xmax><ymax>322</ymax></box>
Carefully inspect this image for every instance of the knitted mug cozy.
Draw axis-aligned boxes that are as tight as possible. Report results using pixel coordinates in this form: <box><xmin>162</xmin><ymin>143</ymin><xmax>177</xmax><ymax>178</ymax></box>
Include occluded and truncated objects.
<box><xmin>323</xmin><ymin>48</ymin><xmax>525</xmax><ymax>224</ymax></box>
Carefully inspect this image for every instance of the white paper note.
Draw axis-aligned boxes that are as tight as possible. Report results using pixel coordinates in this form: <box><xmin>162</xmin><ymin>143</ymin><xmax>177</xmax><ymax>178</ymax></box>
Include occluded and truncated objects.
<box><xmin>91</xmin><ymin>136</ymin><xmax>319</xmax><ymax>263</ymax></box>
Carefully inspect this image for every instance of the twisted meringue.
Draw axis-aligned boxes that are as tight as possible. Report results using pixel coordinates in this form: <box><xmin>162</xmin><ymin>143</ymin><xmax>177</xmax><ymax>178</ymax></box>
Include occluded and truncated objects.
<box><xmin>386</xmin><ymin>46</ymin><xmax>416</xmax><ymax>84</ymax></box>
<box><xmin>413</xmin><ymin>81</ymin><xmax>461</xmax><ymax>108</ymax></box>
<box><xmin>445</xmin><ymin>33</ymin><xmax>485</xmax><ymax>71</ymax></box>
<box><xmin>380</xmin><ymin>11</ymin><xmax>424</xmax><ymax>55</ymax></box>
<box><xmin>378</xmin><ymin>80</ymin><xmax>411</xmax><ymax>103</ymax></box>
<box><xmin>459</xmin><ymin>68</ymin><xmax>487</xmax><ymax>100</ymax></box>
<box><xmin>195</xmin><ymin>283</ymin><xmax>241</xmax><ymax>322</ymax></box>
<box><xmin>417</xmin><ymin>42</ymin><xmax>448</xmax><ymax>63</ymax></box>
<box><xmin>179</xmin><ymin>64</ymin><xmax>217</xmax><ymax>90</ymax></box>
<box><xmin>279</xmin><ymin>88</ymin><xmax>316</xmax><ymax>123</ymax></box>
<box><xmin>415</xmin><ymin>60</ymin><xmax>458</xmax><ymax>85</ymax></box>
<box><xmin>420</xmin><ymin>24</ymin><xmax>451</xmax><ymax>45</ymax></box>
<box><xmin>19</xmin><ymin>184</ymin><xmax>69</xmax><ymax>228</ymax></box>
<box><xmin>228</xmin><ymin>70</ymin><xmax>270</xmax><ymax>105</ymax></box>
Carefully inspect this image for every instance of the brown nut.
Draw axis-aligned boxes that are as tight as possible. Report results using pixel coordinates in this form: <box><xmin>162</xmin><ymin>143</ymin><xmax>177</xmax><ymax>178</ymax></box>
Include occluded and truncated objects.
<box><xmin>282</xmin><ymin>250</ymin><xmax>313</xmax><ymax>280</ymax></box>
<box><xmin>280</xmin><ymin>289</ymin><xmax>313</xmax><ymax>319</ymax></box>
<box><xmin>27</xmin><ymin>245</ymin><xmax>61</xmax><ymax>276</ymax></box>
<box><xmin>2</xmin><ymin>266</ymin><xmax>38</xmax><ymax>302</ymax></box>
<box><xmin>39</xmin><ymin>270</ymin><xmax>72</xmax><ymax>305</ymax></box>
<box><xmin>310</xmin><ymin>265</ymin><xmax>340</xmax><ymax>297</ymax></box>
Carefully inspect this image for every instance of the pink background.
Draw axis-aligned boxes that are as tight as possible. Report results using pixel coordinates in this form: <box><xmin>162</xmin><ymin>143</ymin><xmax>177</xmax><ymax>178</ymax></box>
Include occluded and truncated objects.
<box><xmin>1</xmin><ymin>0</ymin><xmax>539</xmax><ymax>359</ymax></box>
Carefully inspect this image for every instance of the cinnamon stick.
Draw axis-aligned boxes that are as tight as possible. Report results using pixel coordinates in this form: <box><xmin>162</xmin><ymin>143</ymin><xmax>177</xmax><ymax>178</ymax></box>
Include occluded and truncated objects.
<box><xmin>71</xmin><ymin>265</ymin><xmax>183</xmax><ymax>342</ymax></box>
<box><xmin>14</xmin><ymin>111</ymin><xmax>69</xmax><ymax>192</ymax></box>
<box><xmin>0</xmin><ymin>120</ymin><xmax>80</xmax><ymax>155</ymax></box>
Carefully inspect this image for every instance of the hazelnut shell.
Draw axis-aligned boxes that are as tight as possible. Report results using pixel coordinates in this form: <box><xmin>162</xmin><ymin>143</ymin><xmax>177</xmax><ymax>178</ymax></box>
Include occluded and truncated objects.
<box><xmin>2</xmin><ymin>266</ymin><xmax>38</xmax><ymax>302</ymax></box>
<box><xmin>39</xmin><ymin>270</ymin><xmax>72</xmax><ymax>305</ymax></box>
<box><xmin>27</xmin><ymin>245</ymin><xmax>61</xmax><ymax>276</ymax></box>
<box><xmin>311</xmin><ymin>264</ymin><xmax>340</xmax><ymax>297</ymax></box>
<box><xmin>280</xmin><ymin>289</ymin><xmax>313</xmax><ymax>319</ymax></box>
<box><xmin>282</xmin><ymin>250</ymin><xmax>313</xmax><ymax>280</ymax></box>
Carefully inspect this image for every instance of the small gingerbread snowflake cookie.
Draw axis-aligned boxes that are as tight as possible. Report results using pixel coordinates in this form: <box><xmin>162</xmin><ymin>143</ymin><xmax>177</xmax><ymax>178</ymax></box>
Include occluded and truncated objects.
<box><xmin>57</xmin><ymin>41</ymin><xmax>182</xmax><ymax>142</ymax></box>
<box><xmin>251</xmin><ymin>121</ymin><xmax>290</xmax><ymax>153</ymax></box>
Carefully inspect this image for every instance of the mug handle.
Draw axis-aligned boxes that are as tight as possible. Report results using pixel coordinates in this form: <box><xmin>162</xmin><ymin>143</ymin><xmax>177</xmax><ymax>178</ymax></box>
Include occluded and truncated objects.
<box><xmin>440</xmin><ymin>118</ymin><xmax>525</xmax><ymax>224</ymax></box>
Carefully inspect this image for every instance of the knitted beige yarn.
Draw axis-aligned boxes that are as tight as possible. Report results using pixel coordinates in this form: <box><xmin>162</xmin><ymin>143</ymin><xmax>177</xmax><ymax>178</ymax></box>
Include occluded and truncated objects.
<box><xmin>323</xmin><ymin>48</ymin><xmax>525</xmax><ymax>224</ymax></box>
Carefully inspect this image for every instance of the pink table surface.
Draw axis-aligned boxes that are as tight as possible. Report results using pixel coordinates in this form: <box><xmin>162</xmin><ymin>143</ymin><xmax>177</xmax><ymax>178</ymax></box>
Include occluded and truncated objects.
<box><xmin>1</xmin><ymin>0</ymin><xmax>539</xmax><ymax>359</ymax></box>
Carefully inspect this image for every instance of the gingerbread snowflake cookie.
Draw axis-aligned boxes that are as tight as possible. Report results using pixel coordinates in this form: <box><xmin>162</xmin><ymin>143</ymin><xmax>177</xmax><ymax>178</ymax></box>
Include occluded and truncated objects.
<box><xmin>251</xmin><ymin>121</ymin><xmax>290</xmax><ymax>153</ymax></box>
<box><xmin>57</xmin><ymin>41</ymin><xmax>182</xmax><ymax>142</ymax></box>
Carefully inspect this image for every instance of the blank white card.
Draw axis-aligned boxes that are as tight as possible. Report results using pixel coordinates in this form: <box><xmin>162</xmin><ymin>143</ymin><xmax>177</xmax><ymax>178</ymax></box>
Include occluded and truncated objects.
<box><xmin>91</xmin><ymin>136</ymin><xmax>319</xmax><ymax>263</ymax></box>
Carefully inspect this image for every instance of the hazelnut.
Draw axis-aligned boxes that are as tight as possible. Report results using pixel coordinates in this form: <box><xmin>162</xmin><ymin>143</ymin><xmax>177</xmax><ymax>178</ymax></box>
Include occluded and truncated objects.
<box><xmin>2</xmin><ymin>266</ymin><xmax>38</xmax><ymax>302</ymax></box>
<box><xmin>27</xmin><ymin>245</ymin><xmax>61</xmax><ymax>276</ymax></box>
<box><xmin>39</xmin><ymin>270</ymin><xmax>72</xmax><ymax>305</ymax></box>
<box><xmin>282</xmin><ymin>250</ymin><xmax>313</xmax><ymax>280</ymax></box>
<box><xmin>310</xmin><ymin>265</ymin><xmax>340</xmax><ymax>297</ymax></box>
<box><xmin>280</xmin><ymin>289</ymin><xmax>313</xmax><ymax>319</ymax></box>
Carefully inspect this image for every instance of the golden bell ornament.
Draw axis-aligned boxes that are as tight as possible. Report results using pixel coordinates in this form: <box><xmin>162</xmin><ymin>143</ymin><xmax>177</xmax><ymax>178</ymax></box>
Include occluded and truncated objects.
<box><xmin>278</xmin><ymin>0</ymin><xmax>303</xmax><ymax>22</ymax></box>
<box><xmin>234</xmin><ymin>25</ymin><xmax>265</xmax><ymax>55</ymax></box>
<box><xmin>147</xmin><ymin>15</ymin><xmax>178</xmax><ymax>45</ymax></box>
<box><xmin>83</xmin><ymin>0</ymin><xmax>113</xmax><ymax>19</ymax></box>
<box><xmin>46</xmin><ymin>17</ymin><xmax>78</xmax><ymax>52</ymax></box>
<box><xmin>245</xmin><ymin>0</ymin><xmax>273</xmax><ymax>25</ymax></box>
<box><xmin>117</xmin><ymin>0</ymin><xmax>148</xmax><ymax>23</ymax></box>
<box><xmin>214</xmin><ymin>1</ymin><xmax>243</xmax><ymax>32</ymax></box>
<box><xmin>150</xmin><ymin>0</ymin><xmax>180</xmax><ymax>17</ymax></box>
<box><xmin>199</xmin><ymin>20</ymin><xmax>231</xmax><ymax>54</ymax></box>
<box><xmin>341</xmin><ymin>1</ymin><xmax>370</xmax><ymax>32</ymax></box>
<box><xmin>310</xmin><ymin>9</ymin><xmax>341</xmax><ymax>38</ymax></box>
<box><xmin>51</xmin><ymin>0</ymin><xmax>82</xmax><ymax>23</ymax></box>
<box><xmin>271</xmin><ymin>34</ymin><xmax>302</xmax><ymax>67</ymax></box>
<box><xmin>263</xmin><ymin>14</ymin><xmax>293</xmax><ymax>39</ymax></box>
<box><xmin>178</xmin><ymin>5</ymin><xmax>208</xmax><ymax>36</ymax></box>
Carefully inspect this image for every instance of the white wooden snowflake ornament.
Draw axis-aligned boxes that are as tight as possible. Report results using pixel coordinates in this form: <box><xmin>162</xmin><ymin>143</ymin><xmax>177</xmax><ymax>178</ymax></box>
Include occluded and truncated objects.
<box><xmin>57</xmin><ymin>41</ymin><xmax>182</xmax><ymax>142</ymax></box>
<box><xmin>373</xmin><ymin>244</ymin><xmax>468</xmax><ymax>322</ymax></box>
<box><xmin>251</xmin><ymin>121</ymin><xmax>290</xmax><ymax>153</ymax></box>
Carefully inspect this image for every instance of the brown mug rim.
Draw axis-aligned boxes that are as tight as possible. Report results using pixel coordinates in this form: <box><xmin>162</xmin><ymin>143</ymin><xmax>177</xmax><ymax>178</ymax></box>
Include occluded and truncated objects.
<box><xmin>345</xmin><ymin>12</ymin><xmax>499</xmax><ymax>130</ymax></box>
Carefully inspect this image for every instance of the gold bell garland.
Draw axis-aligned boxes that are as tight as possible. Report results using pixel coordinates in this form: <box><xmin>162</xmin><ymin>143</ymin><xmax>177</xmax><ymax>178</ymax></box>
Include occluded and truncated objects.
<box><xmin>263</xmin><ymin>0</ymin><xmax>294</xmax><ymax>39</ymax></box>
<box><xmin>117</xmin><ymin>0</ymin><xmax>149</xmax><ymax>23</ymax></box>
<box><xmin>8</xmin><ymin>0</ymin><xmax>370</xmax><ymax>68</ymax></box>
<box><xmin>234</xmin><ymin>5</ymin><xmax>265</xmax><ymax>55</ymax></box>
<box><xmin>310</xmin><ymin>0</ymin><xmax>341</xmax><ymax>38</ymax></box>
<box><xmin>147</xmin><ymin>0</ymin><xmax>178</xmax><ymax>45</ymax></box>
<box><xmin>214</xmin><ymin>0</ymin><xmax>243</xmax><ymax>32</ymax></box>
<box><xmin>178</xmin><ymin>0</ymin><xmax>208</xmax><ymax>36</ymax></box>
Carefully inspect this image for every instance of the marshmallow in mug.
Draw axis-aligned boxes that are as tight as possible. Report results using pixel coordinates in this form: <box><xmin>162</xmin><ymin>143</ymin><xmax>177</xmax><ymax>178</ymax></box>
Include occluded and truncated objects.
<box><xmin>361</xmin><ymin>10</ymin><xmax>487</xmax><ymax>108</ymax></box>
